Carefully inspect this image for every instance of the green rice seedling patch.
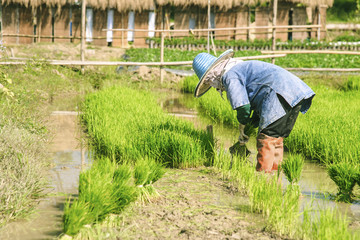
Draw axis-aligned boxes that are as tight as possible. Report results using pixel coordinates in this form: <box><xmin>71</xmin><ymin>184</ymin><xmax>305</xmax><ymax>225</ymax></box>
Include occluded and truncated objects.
<box><xmin>301</xmin><ymin>207</ymin><xmax>355</xmax><ymax>240</ymax></box>
<box><xmin>342</xmin><ymin>75</ymin><xmax>360</xmax><ymax>92</ymax></box>
<box><xmin>125</xmin><ymin>48</ymin><xmax>360</xmax><ymax>68</ymax></box>
<box><xmin>212</xmin><ymin>148</ymin><xmax>358</xmax><ymax>239</ymax></box>
<box><xmin>64</xmin><ymin>157</ymin><xmax>151</xmax><ymax>235</ymax></box>
<box><xmin>286</xmin><ymin>85</ymin><xmax>360</xmax><ymax>165</ymax></box>
<box><xmin>180</xmin><ymin>74</ymin><xmax>198</xmax><ymax>94</ymax></box>
<box><xmin>82</xmin><ymin>86</ymin><xmax>214</xmax><ymax>168</ymax></box>
<box><xmin>327</xmin><ymin>162</ymin><xmax>358</xmax><ymax>203</ymax></box>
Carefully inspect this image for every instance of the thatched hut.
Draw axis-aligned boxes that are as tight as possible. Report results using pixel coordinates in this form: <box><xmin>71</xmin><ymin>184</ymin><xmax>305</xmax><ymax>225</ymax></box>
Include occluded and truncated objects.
<box><xmin>0</xmin><ymin>0</ymin><xmax>333</xmax><ymax>47</ymax></box>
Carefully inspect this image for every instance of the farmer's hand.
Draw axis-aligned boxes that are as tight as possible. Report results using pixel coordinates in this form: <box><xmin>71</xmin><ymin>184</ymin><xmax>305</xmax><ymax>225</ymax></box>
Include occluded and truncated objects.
<box><xmin>238</xmin><ymin>124</ymin><xmax>249</xmax><ymax>145</ymax></box>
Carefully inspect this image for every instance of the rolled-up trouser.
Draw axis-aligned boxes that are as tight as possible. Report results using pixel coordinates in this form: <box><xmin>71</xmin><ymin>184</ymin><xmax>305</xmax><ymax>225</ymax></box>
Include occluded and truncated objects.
<box><xmin>256</xmin><ymin>95</ymin><xmax>303</xmax><ymax>172</ymax></box>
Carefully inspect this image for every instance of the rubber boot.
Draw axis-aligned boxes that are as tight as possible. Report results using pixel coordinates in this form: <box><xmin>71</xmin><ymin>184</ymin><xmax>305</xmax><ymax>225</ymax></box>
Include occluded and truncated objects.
<box><xmin>273</xmin><ymin>137</ymin><xmax>284</xmax><ymax>171</ymax></box>
<box><xmin>256</xmin><ymin>133</ymin><xmax>276</xmax><ymax>173</ymax></box>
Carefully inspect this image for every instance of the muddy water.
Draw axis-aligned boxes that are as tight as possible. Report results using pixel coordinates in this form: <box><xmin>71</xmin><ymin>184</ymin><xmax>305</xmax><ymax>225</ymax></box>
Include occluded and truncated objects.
<box><xmin>0</xmin><ymin>112</ymin><xmax>90</xmax><ymax>240</ymax></box>
<box><xmin>160</xmin><ymin>90</ymin><xmax>360</xmax><ymax>223</ymax></box>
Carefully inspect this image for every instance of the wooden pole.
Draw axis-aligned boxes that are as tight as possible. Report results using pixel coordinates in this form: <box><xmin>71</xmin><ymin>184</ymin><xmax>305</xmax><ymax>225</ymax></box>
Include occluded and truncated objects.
<box><xmin>207</xmin><ymin>0</ymin><xmax>210</xmax><ymax>53</ymax></box>
<box><xmin>38</xmin><ymin>7</ymin><xmax>42</xmax><ymax>42</ymax></box>
<box><xmin>160</xmin><ymin>31</ymin><xmax>164</xmax><ymax>84</ymax></box>
<box><xmin>247</xmin><ymin>7</ymin><xmax>251</xmax><ymax>41</ymax></box>
<box><xmin>0</xmin><ymin>3</ymin><xmax>3</xmax><ymax>43</ymax></box>
<box><xmin>16</xmin><ymin>6</ymin><xmax>19</xmax><ymax>44</ymax></box>
<box><xmin>81</xmin><ymin>0</ymin><xmax>86</xmax><ymax>72</ymax></box>
<box><xmin>121</xmin><ymin>12</ymin><xmax>124</xmax><ymax>48</ymax></box>
<box><xmin>317</xmin><ymin>6</ymin><xmax>321</xmax><ymax>41</ymax></box>
<box><xmin>272</xmin><ymin>0</ymin><xmax>278</xmax><ymax>64</ymax></box>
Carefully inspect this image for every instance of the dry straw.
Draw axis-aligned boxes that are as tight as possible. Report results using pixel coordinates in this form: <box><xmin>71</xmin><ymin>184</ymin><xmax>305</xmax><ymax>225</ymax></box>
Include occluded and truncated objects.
<box><xmin>2</xmin><ymin>0</ymin><xmax>334</xmax><ymax>11</ymax></box>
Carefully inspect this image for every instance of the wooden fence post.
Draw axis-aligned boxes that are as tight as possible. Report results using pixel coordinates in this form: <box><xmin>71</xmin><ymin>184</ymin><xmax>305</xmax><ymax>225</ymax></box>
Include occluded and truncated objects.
<box><xmin>81</xmin><ymin>0</ymin><xmax>86</xmax><ymax>72</ymax></box>
<box><xmin>272</xmin><ymin>0</ymin><xmax>278</xmax><ymax>64</ymax></box>
<box><xmin>160</xmin><ymin>31</ymin><xmax>164</xmax><ymax>84</ymax></box>
<box><xmin>207</xmin><ymin>0</ymin><xmax>211</xmax><ymax>54</ymax></box>
<box><xmin>317</xmin><ymin>6</ymin><xmax>321</xmax><ymax>41</ymax></box>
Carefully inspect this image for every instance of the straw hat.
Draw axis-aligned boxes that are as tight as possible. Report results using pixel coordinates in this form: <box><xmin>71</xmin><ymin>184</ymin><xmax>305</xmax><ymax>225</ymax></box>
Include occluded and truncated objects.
<box><xmin>193</xmin><ymin>49</ymin><xmax>234</xmax><ymax>98</ymax></box>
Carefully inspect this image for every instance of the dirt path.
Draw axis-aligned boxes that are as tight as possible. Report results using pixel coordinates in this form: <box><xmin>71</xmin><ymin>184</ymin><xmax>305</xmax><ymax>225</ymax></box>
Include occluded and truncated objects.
<box><xmin>109</xmin><ymin>168</ymin><xmax>283</xmax><ymax>240</ymax></box>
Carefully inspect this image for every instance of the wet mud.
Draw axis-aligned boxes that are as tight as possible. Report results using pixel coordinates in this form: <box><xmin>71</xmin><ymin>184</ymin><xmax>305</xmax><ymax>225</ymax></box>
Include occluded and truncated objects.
<box><xmin>105</xmin><ymin>169</ymin><xmax>282</xmax><ymax>240</ymax></box>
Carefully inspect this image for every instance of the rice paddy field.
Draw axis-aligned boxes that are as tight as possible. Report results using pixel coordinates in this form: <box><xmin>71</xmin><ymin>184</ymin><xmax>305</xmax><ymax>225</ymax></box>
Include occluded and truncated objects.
<box><xmin>1</xmin><ymin>43</ymin><xmax>360</xmax><ymax>239</ymax></box>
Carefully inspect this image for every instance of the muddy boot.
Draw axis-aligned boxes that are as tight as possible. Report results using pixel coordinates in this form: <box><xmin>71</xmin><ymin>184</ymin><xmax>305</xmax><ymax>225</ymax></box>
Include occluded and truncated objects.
<box><xmin>273</xmin><ymin>137</ymin><xmax>284</xmax><ymax>171</ymax></box>
<box><xmin>256</xmin><ymin>133</ymin><xmax>276</xmax><ymax>173</ymax></box>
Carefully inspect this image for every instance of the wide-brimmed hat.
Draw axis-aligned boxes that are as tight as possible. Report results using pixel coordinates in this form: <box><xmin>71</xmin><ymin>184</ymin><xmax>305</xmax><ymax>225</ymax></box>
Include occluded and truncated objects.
<box><xmin>193</xmin><ymin>49</ymin><xmax>234</xmax><ymax>98</ymax></box>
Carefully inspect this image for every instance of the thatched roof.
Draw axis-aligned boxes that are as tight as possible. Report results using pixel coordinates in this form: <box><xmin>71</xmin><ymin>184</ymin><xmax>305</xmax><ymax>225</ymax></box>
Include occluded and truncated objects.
<box><xmin>1</xmin><ymin>0</ymin><xmax>333</xmax><ymax>11</ymax></box>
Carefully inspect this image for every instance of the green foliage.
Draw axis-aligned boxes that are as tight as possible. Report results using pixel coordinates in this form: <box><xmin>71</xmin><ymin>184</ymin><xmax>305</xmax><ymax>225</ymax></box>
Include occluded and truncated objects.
<box><xmin>125</xmin><ymin>48</ymin><xmax>360</xmax><ymax>69</ymax></box>
<box><xmin>327</xmin><ymin>161</ymin><xmax>357</xmax><ymax>203</ymax></box>
<box><xmin>342</xmin><ymin>75</ymin><xmax>360</xmax><ymax>91</ymax></box>
<box><xmin>281</xmin><ymin>154</ymin><xmax>304</xmax><ymax>185</ymax></box>
<box><xmin>327</xmin><ymin>0</ymin><xmax>360</xmax><ymax>22</ymax></box>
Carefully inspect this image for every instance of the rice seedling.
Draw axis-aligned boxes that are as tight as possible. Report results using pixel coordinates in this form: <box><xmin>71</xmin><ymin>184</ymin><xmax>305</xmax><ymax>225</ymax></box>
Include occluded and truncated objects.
<box><xmin>63</xmin><ymin>158</ymin><xmax>138</xmax><ymax>236</ymax></box>
<box><xmin>355</xmin><ymin>167</ymin><xmax>360</xmax><ymax>188</ymax></box>
<box><xmin>301</xmin><ymin>207</ymin><xmax>356</xmax><ymax>240</ymax></box>
<box><xmin>82</xmin><ymin>86</ymin><xmax>214</xmax><ymax>167</ymax></box>
<box><xmin>63</xmin><ymin>198</ymin><xmax>95</xmax><ymax>236</ymax></box>
<box><xmin>286</xmin><ymin>85</ymin><xmax>360</xmax><ymax>165</ymax></box>
<box><xmin>327</xmin><ymin>161</ymin><xmax>357</xmax><ymax>203</ymax></box>
<box><xmin>342</xmin><ymin>75</ymin><xmax>360</xmax><ymax>91</ymax></box>
<box><xmin>134</xmin><ymin>157</ymin><xmax>164</xmax><ymax>203</ymax></box>
<box><xmin>281</xmin><ymin>154</ymin><xmax>304</xmax><ymax>194</ymax></box>
<box><xmin>125</xmin><ymin>48</ymin><xmax>360</xmax><ymax>69</ymax></box>
<box><xmin>180</xmin><ymin>75</ymin><xmax>198</xmax><ymax>94</ymax></box>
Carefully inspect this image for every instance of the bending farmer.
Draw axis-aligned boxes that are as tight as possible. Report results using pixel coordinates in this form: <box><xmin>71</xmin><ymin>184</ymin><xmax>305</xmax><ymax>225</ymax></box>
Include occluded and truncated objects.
<box><xmin>192</xmin><ymin>49</ymin><xmax>315</xmax><ymax>173</ymax></box>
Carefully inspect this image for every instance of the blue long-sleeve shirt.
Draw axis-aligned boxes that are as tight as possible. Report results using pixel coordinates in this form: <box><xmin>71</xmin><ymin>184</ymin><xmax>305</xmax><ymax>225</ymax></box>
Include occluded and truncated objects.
<box><xmin>222</xmin><ymin>60</ymin><xmax>315</xmax><ymax>132</ymax></box>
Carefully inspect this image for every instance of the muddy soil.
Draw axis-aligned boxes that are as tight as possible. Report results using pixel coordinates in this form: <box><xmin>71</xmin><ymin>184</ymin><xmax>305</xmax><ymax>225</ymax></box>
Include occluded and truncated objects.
<box><xmin>105</xmin><ymin>168</ymin><xmax>283</xmax><ymax>240</ymax></box>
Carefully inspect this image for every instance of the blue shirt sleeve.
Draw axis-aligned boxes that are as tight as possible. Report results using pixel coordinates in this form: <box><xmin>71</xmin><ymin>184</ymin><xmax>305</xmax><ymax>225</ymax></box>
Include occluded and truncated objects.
<box><xmin>222</xmin><ymin>77</ymin><xmax>250</xmax><ymax>110</ymax></box>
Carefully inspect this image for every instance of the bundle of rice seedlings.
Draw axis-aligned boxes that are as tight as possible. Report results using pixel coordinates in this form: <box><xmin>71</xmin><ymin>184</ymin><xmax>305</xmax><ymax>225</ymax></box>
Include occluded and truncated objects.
<box><xmin>327</xmin><ymin>161</ymin><xmax>357</xmax><ymax>203</ymax></box>
<box><xmin>63</xmin><ymin>158</ymin><xmax>137</xmax><ymax>236</ymax></box>
<box><xmin>355</xmin><ymin>167</ymin><xmax>360</xmax><ymax>187</ymax></box>
<box><xmin>281</xmin><ymin>154</ymin><xmax>304</xmax><ymax>185</ymax></box>
<box><xmin>134</xmin><ymin>157</ymin><xmax>164</xmax><ymax>203</ymax></box>
<box><xmin>342</xmin><ymin>75</ymin><xmax>360</xmax><ymax>91</ymax></box>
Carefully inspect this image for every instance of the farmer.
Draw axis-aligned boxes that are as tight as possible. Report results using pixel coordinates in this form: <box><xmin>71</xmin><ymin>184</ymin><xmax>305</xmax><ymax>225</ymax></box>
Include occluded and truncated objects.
<box><xmin>192</xmin><ymin>49</ymin><xmax>315</xmax><ymax>173</ymax></box>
